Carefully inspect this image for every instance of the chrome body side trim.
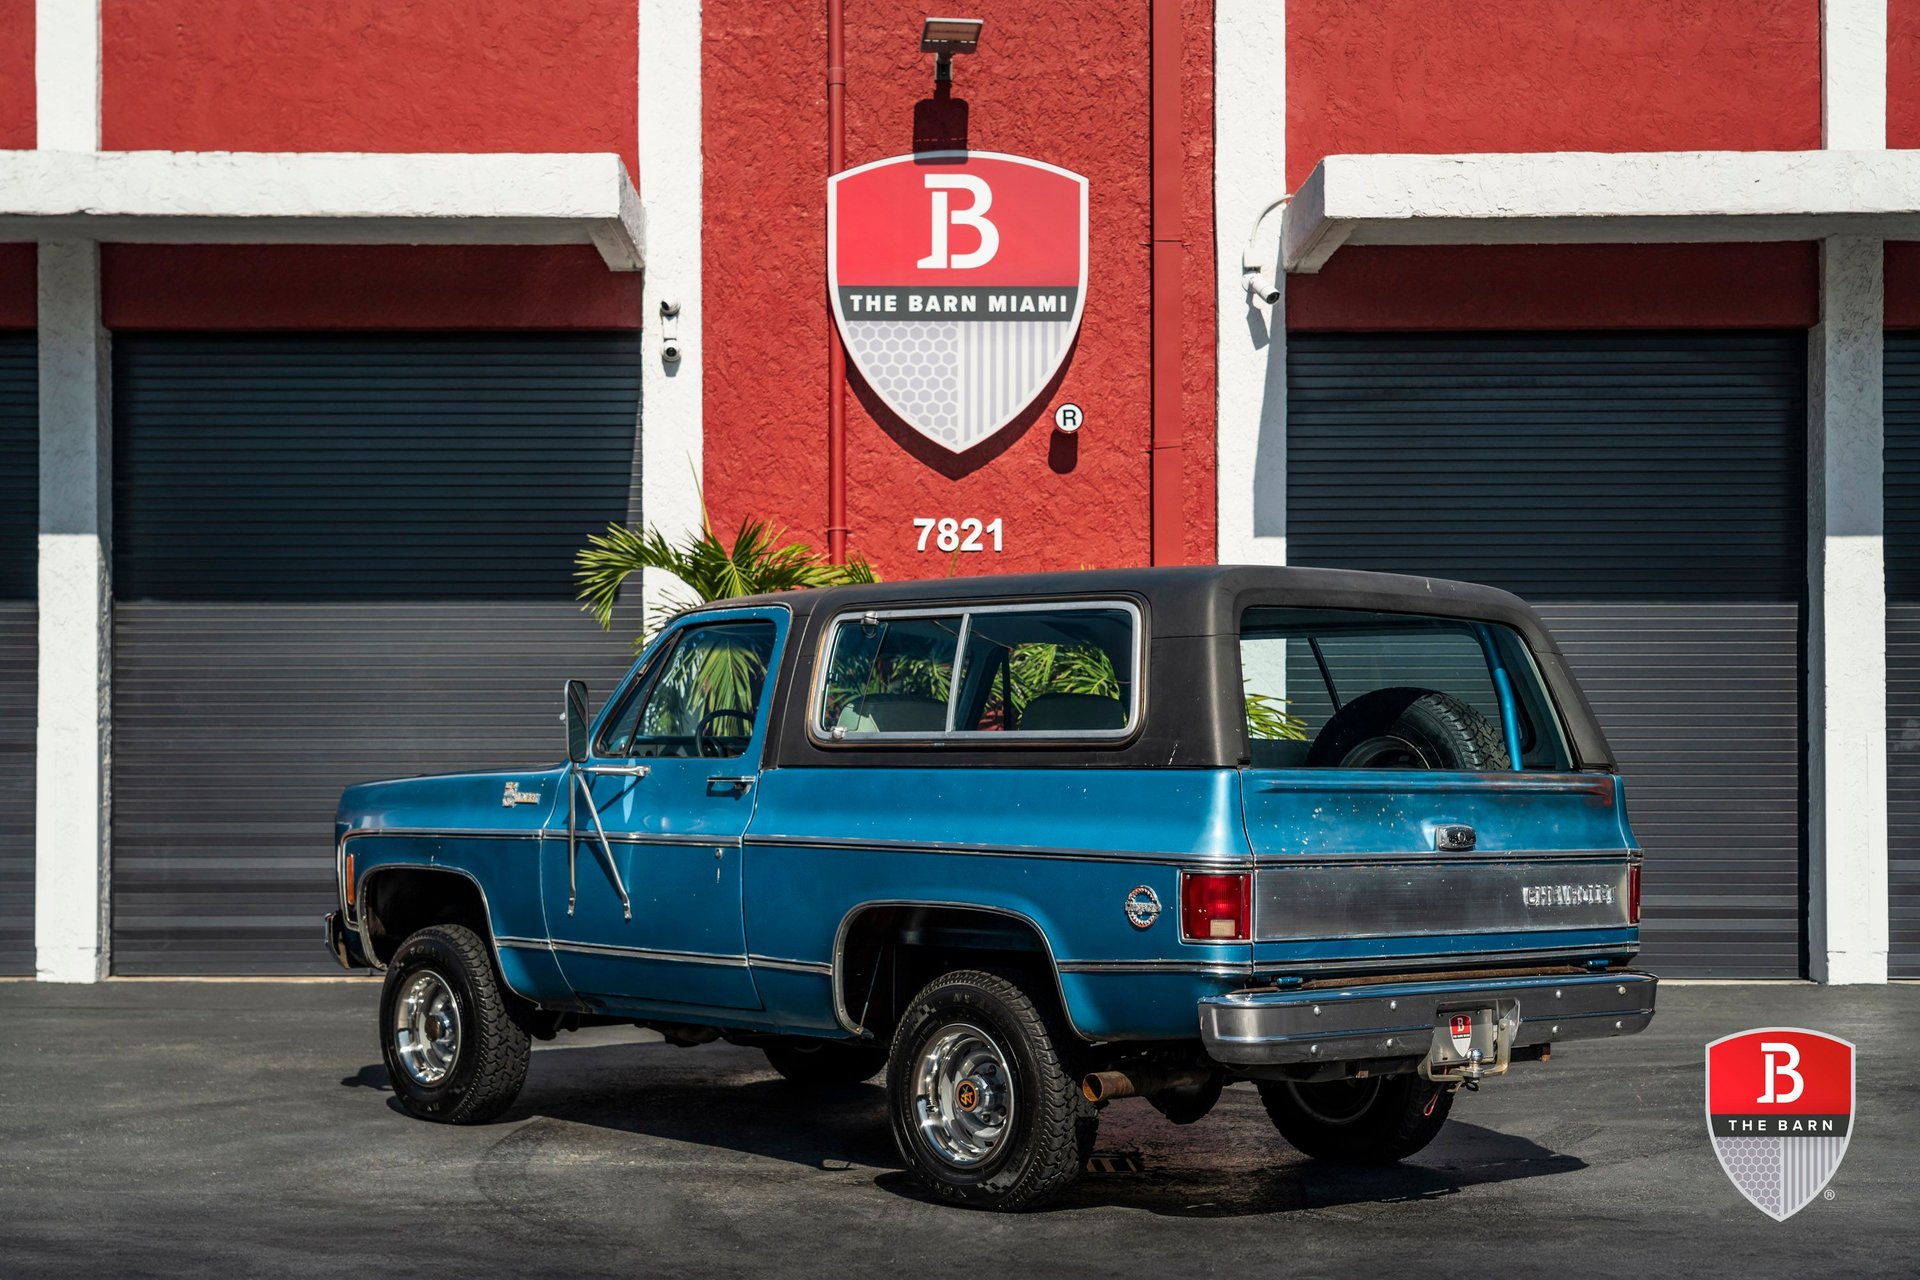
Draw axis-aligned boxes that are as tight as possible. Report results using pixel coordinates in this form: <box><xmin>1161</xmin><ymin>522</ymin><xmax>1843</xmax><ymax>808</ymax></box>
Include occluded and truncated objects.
<box><xmin>543</xmin><ymin>939</ymin><xmax>751</xmax><ymax>968</ymax></box>
<box><xmin>1199</xmin><ymin>971</ymin><xmax>1659</xmax><ymax>1067</ymax></box>
<box><xmin>749</xmin><ymin>832</ymin><xmax>1235</xmax><ymax>867</ymax></box>
<box><xmin>341</xmin><ymin>825</ymin><xmax>745</xmax><ymax>849</ymax></box>
<box><xmin>746</xmin><ymin>954</ymin><xmax>836</xmax><ymax>976</ymax></box>
<box><xmin>1055</xmin><ymin>960</ymin><xmax>1250</xmax><ymax>977</ymax></box>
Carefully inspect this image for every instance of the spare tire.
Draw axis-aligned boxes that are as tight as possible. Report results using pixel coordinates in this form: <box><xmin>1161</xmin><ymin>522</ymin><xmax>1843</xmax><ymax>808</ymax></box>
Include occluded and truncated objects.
<box><xmin>1305</xmin><ymin>686</ymin><xmax>1510</xmax><ymax>771</ymax></box>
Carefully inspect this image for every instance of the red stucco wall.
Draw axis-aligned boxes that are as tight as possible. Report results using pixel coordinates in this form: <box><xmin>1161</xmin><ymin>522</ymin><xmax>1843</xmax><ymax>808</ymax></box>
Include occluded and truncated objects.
<box><xmin>102</xmin><ymin>246</ymin><xmax>640</xmax><ymax>330</ymax></box>
<box><xmin>1287</xmin><ymin>0</ymin><xmax>1822</xmax><ymax>190</ymax></box>
<box><xmin>1289</xmin><ymin>244</ymin><xmax>1821</xmax><ymax>331</ymax></box>
<box><xmin>102</xmin><ymin>0</ymin><xmax>639</xmax><ymax>178</ymax></box>
<box><xmin>1891</xmin><ymin>0</ymin><xmax>1920</xmax><ymax>147</ymax></box>
<box><xmin>0</xmin><ymin>245</ymin><xmax>33</xmax><ymax>329</ymax></box>
<box><xmin>1886</xmin><ymin>243</ymin><xmax>1920</xmax><ymax>328</ymax></box>
<box><xmin>703</xmin><ymin>0</ymin><xmax>1216</xmax><ymax>577</ymax></box>
<box><xmin>0</xmin><ymin>0</ymin><xmax>32</xmax><ymax>149</ymax></box>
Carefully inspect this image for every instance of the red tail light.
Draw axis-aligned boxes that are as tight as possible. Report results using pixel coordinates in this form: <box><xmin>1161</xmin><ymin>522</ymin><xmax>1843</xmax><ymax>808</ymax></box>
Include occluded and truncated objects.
<box><xmin>1627</xmin><ymin>862</ymin><xmax>1641</xmax><ymax>925</ymax></box>
<box><xmin>1181</xmin><ymin>872</ymin><xmax>1251</xmax><ymax>942</ymax></box>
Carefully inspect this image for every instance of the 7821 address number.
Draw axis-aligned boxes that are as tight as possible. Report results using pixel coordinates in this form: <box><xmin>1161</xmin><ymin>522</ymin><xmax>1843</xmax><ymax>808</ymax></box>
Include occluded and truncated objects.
<box><xmin>913</xmin><ymin>517</ymin><xmax>1004</xmax><ymax>553</ymax></box>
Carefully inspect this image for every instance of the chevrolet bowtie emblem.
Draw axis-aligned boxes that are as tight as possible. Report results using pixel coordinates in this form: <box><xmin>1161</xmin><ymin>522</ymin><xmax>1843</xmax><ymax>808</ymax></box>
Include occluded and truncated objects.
<box><xmin>502</xmin><ymin>781</ymin><xmax>542</xmax><ymax>808</ymax></box>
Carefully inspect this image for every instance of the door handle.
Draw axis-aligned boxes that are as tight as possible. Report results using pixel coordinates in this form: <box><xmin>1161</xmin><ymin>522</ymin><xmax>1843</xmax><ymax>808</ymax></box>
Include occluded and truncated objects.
<box><xmin>708</xmin><ymin>775</ymin><xmax>756</xmax><ymax>791</ymax></box>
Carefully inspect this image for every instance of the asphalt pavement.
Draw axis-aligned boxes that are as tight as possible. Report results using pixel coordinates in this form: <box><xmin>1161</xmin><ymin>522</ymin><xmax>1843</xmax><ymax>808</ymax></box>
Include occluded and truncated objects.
<box><xmin>0</xmin><ymin>980</ymin><xmax>1915</xmax><ymax>1277</ymax></box>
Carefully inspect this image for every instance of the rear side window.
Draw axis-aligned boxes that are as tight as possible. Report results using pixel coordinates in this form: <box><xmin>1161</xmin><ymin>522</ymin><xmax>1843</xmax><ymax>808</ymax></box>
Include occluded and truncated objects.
<box><xmin>815</xmin><ymin>603</ymin><xmax>1139</xmax><ymax>741</ymax></box>
<box><xmin>1239</xmin><ymin>607</ymin><xmax>1570</xmax><ymax>771</ymax></box>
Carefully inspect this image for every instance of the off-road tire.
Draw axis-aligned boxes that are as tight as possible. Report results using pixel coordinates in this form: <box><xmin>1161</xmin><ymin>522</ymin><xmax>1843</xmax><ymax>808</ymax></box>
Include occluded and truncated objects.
<box><xmin>1306</xmin><ymin>686</ymin><xmax>1510</xmax><ymax>771</ymax></box>
<box><xmin>763</xmin><ymin>1038</ymin><xmax>889</xmax><ymax>1087</ymax></box>
<box><xmin>380</xmin><ymin>924</ymin><xmax>529</xmax><ymax>1125</ymax></box>
<box><xmin>887</xmin><ymin>969</ymin><xmax>1096</xmax><ymax>1211</ymax></box>
<box><xmin>1258</xmin><ymin>1074</ymin><xmax>1454</xmax><ymax>1164</ymax></box>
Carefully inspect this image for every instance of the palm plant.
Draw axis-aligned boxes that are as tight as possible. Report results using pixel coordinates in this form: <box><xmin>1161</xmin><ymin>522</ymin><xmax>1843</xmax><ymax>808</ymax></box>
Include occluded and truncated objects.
<box><xmin>577</xmin><ymin>498</ymin><xmax>878</xmax><ymax>743</ymax></box>
<box><xmin>576</xmin><ymin>499</ymin><xmax>877</xmax><ymax>643</ymax></box>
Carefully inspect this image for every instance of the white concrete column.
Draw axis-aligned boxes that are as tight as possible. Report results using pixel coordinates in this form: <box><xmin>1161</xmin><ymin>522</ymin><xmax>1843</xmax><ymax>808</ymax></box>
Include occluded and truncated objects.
<box><xmin>35</xmin><ymin>0</ymin><xmax>101</xmax><ymax>151</ymax></box>
<box><xmin>1214</xmin><ymin>1</ymin><xmax>1288</xmax><ymax>565</ymax></box>
<box><xmin>1822</xmin><ymin>0</ymin><xmax>1887</xmax><ymax>150</ymax></box>
<box><xmin>1807</xmin><ymin>236</ymin><xmax>1888</xmax><ymax>984</ymax></box>
<box><xmin>637</xmin><ymin>0</ymin><xmax>704</xmax><ymax>629</ymax></box>
<box><xmin>35</xmin><ymin>242</ymin><xmax>111</xmax><ymax>983</ymax></box>
<box><xmin>35</xmin><ymin>0</ymin><xmax>108</xmax><ymax>981</ymax></box>
<box><xmin>1807</xmin><ymin>0</ymin><xmax>1889</xmax><ymax>983</ymax></box>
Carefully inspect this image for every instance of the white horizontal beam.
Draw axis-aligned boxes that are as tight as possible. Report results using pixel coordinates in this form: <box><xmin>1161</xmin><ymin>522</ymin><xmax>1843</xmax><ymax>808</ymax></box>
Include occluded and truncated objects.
<box><xmin>0</xmin><ymin>150</ymin><xmax>644</xmax><ymax>270</ymax></box>
<box><xmin>1283</xmin><ymin>150</ymin><xmax>1920</xmax><ymax>272</ymax></box>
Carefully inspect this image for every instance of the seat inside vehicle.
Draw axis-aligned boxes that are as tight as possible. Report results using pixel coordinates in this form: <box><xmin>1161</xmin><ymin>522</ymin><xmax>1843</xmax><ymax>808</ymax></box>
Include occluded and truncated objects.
<box><xmin>836</xmin><ymin>692</ymin><xmax>948</xmax><ymax>733</ymax></box>
<box><xmin>1017</xmin><ymin>691</ymin><xmax>1126</xmax><ymax>731</ymax></box>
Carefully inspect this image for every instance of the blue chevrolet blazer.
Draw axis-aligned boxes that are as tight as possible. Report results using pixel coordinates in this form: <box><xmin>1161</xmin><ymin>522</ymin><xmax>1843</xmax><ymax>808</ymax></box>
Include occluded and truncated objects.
<box><xmin>327</xmin><ymin>565</ymin><xmax>1656</xmax><ymax>1210</ymax></box>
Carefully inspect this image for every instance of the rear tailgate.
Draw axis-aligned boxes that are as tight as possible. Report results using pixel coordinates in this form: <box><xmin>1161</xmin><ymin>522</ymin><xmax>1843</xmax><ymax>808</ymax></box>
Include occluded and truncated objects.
<box><xmin>1240</xmin><ymin>768</ymin><xmax>1639</xmax><ymax>973</ymax></box>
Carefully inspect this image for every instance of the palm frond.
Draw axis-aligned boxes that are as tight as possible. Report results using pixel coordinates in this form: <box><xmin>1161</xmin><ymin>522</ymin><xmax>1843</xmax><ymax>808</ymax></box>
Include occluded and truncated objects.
<box><xmin>576</xmin><ymin>491</ymin><xmax>880</xmax><ymax>643</ymax></box>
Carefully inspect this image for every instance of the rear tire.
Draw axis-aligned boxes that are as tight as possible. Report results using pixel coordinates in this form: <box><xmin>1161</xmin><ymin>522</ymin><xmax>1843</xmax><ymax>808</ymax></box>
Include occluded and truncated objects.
<box><xmin>1306</xmin><ymin>686</ymin><xmax>1509</xmax><ymax>771</ymax></box>
<box><xmin>887</xmin><ymin>969</ymin><xmax>1094</xmax><ymax>1211</ymax></box>
<box><xmin>1258</xmin><ymin>1074</ymin><xmax>1453</xmax><ymax>1164</ymax></box>
<box><xmin>762</xmin><ymin>1038</ymin><xmax>888</xmax><ymax>1087</ymax></box>
<box><xmin>380</xmin><ymin>924</ymin><xmax>529</xmax><ymax>1125</ymax></box>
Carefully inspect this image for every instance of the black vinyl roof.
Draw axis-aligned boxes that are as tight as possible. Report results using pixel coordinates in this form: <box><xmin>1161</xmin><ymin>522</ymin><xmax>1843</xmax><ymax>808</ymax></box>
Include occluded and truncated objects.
<box><xmin>674</xmin><ymin>565</ymin><xmax>1614</xmax><ymax>771</ymax></box>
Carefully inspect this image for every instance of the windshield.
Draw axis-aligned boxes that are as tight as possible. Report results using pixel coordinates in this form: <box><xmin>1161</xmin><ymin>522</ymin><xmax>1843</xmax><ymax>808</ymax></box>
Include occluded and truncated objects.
<box><xmin>1239</xmin><ymin>607</ymin><xmax>1572</xmax><ymax>771</ymax></box>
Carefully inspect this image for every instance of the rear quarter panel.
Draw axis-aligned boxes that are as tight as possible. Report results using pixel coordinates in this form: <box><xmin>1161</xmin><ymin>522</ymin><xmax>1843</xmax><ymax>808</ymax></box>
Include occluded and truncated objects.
<box><xmin>743</xmin><ymin>767</ymin><xmax>1255</xmax><ymax>1040</ymax></box>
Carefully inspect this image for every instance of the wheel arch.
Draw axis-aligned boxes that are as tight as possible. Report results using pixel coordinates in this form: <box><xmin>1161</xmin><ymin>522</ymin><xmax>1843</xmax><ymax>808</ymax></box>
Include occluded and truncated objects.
<box><xmin>354</xmin><ymin>859</ymin><xmax>535</xmax><ymax>1004</ymax></box>
<box><xmin>831</xmin><ymin>899</ymin><xmax>1087</xmax><ymax>1043</ymax></box>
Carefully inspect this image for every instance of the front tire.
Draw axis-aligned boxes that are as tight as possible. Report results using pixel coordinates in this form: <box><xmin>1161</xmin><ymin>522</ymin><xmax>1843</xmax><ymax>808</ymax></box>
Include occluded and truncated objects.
<box><xmin>1257</xmin><ymin>1074</ymin><xmax>1453</xmax><ymax>1164</ymax></box>
<box><xmin>379</xmin><ymin>923</ymin><xmax>529</xmax><ymax>1124</ymax></box>
<box><xmin>762</xmin><ymin>1038</ymin><xmax>888</xmax><ymax>1087</ymax></box>
<box><xmin>887</xmin><ymin>969</ymin><xmax>1094</xmax><ymax>1211</ymax></box>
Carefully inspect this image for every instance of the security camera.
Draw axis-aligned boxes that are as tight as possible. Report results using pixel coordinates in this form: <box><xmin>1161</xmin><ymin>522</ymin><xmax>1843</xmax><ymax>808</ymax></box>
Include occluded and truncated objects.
<box><xmin>1245</xmin><ymin>276</ymin><xmax>1281</xmax><ymax>306</ymax></box>
<box><xmin>659</xmin><ymin>296</ymin><xmax>681</xmax><ymax>318</ymax></box>
<box><xmin>661</xmin><ymin>340</ymin><xmax>683</xmax><ymax>364</ymax></box>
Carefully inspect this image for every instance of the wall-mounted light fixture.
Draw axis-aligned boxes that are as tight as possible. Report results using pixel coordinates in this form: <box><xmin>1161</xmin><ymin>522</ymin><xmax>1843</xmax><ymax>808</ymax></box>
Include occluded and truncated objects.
<box><xmin>921</xmin><ymin>16</ymin><xmax>983</xmax><ymax>84</ymax></box>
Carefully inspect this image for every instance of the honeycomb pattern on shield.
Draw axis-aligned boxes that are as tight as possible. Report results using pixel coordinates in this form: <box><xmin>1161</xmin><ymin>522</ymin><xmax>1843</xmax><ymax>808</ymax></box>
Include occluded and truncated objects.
<box><xmin>842</xmin><ymin>320</ymin><xmax>962</xmax><ymax>443</ymax></box>
<box><xmin>1714</xmin><ymin>1137</ymin><xmax>1782</xmax><ymax>1216</ymax></box>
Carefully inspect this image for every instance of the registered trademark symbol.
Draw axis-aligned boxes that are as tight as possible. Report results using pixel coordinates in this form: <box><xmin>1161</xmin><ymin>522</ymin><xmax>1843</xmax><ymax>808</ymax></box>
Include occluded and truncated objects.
<box><xmin>1053</xmin><ymin>402</ymin><xmax>1083</xmax><ymax>433</ymax></box>
<box><xmin>1825</xmin><ymin>1189</ymin><xmax>1836</xmax><ymax>1200</ymax></box>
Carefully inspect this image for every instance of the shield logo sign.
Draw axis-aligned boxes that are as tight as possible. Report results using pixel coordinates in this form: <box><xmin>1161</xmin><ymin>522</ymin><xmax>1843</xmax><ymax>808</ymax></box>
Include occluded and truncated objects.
<box><xmin>1705</xmin><ymin>1028</ymin><xmax>1854</xmax><ymax>1221</ymax></box>
<box><xmin>829</xmin><ymin>151</ymin><xmax>1088</xmax><ymax>453</ymax></box>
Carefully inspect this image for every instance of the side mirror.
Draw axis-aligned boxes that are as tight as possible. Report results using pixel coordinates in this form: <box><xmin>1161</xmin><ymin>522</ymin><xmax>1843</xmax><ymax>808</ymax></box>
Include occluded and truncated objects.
<box><xmin>564</xmin><ymin>679</ymin><xmax>590</xmax><ymax>764</ymax></box>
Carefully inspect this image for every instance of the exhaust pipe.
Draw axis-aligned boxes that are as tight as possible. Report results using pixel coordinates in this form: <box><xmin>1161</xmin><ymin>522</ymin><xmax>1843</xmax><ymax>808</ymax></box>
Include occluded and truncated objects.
<box><xmin>1081</xmin><ymin>1065</ymin><xmax>1213</xmax><ymax>1103</ymax></box>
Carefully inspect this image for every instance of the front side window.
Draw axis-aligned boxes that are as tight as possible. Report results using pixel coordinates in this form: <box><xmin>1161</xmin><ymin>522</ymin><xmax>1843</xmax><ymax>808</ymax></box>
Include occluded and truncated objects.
<box><xmin>1239</xmin><ymin>608</ymin><xmax>1570</xmax><ymax>771</ymax></box>
<box><xmin>603</xmin><ymin>620</ymin><xmax>777</xmax><ymax>758</ymax></box>
<box><xmin>815</xmin><ymin>603</ymin><xmax>1139</xmax><ymax>741</ymax></box>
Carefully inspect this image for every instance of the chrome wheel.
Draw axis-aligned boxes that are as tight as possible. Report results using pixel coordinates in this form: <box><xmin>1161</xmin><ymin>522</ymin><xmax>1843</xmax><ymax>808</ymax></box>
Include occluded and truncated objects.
<box><xmin>912</xmin><ymin>1022</ymin><xmax>1016</xmax><ymax>1169</ymax></box>
<box><xmin>392</xmin><ymin>969</ymin><xmax>462</xmax><ymax>1087</ymax></box>
<box><xmin>1287</xmin><ymin>1076</ymin><xmax>1382</xmax><ymax>1126</ymax></box>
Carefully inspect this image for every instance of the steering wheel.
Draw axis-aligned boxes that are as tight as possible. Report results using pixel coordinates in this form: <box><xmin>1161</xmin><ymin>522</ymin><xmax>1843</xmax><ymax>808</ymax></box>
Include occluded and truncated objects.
<box><xmin>696</xmin><ymin>708</ymin><xmax>757</xmax><ymax>757</ymax></box>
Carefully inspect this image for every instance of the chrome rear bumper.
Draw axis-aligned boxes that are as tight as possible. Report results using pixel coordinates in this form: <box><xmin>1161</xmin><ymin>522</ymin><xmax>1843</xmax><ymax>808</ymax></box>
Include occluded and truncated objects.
<box><xmin>1199</xmin><ymin>970</ymin><xmax>1657</xmax><ymax>1068</ymax></box>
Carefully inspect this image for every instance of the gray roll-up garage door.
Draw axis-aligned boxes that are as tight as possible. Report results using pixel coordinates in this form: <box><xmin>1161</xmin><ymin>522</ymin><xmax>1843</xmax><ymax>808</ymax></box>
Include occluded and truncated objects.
<box><xmin>0</xmin><ymin>332</ymin><xmax>34</xmax><ymax>976</ymax></box>
<box><xmin>1288</xmin><ymin>331</ymin><xmax>1806</xmax><ymax>978</ymax></box>
<box><xmin>111</xmin><ymin>333</ymin><xmax>644</xmax><ymax>974</ymax></box>
<box><xmin>1886</xmin><ymin>333</ymin><xmax>1920</xmax><ymax>978</ymax></box>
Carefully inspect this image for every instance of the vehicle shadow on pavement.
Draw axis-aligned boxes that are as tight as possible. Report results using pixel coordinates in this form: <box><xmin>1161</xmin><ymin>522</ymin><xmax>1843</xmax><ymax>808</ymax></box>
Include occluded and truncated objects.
<box><xmin>355</xmin><ymin>1044</ymin><xmax>1587</xmax><ymax>1218</ymax></box>
<box><xmin>1022</xmin><ymin>1122</ymin><xmax>1588</xmax><ymax>1218</ymax></box>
